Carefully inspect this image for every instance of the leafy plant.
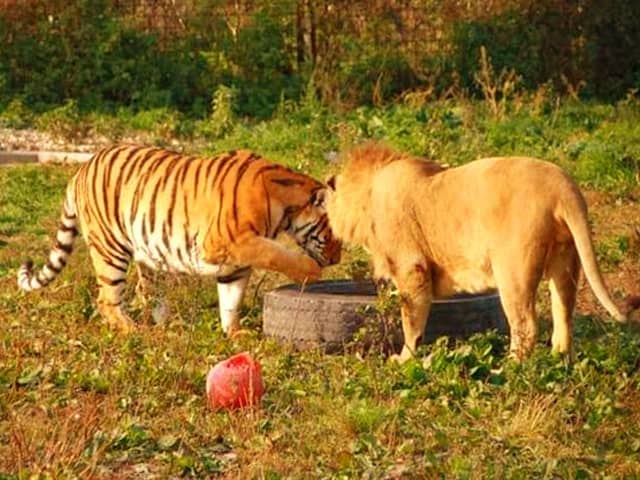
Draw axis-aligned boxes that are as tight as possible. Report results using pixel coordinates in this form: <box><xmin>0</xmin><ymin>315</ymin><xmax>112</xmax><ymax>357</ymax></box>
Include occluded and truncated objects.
<box><xmin>200</xmin><ymin>85</ymin><xmax>237</xmax><ymax>139</ymax></box>
<box><xmin>596</xmin><ymin>235</ymin><xmax>630</xmax><ymax>269</ymax></box>
<box><xmin>474</xmin><ymin>46</ymin><xmax>522</xmax><ymax>119</ymax></box>
<box><xmin>34</xmin><ymin>100</ymin><xmax>87</xmax><ymax>142</ymax></box>
<box><xmin>0</xmin><ymin>97</ymin><xmax>34</xmax><ymax>129</ymax></box>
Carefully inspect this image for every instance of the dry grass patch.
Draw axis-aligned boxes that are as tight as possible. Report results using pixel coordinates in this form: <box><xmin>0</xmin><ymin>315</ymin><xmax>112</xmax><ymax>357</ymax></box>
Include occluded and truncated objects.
<box><xmin>1</xmin><ymin>394</ymin><xmax>114</xmax><ymax>477</ymax></box>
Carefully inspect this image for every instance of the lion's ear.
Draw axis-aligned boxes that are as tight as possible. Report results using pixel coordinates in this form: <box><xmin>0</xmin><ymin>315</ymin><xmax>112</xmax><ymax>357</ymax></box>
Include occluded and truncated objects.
<box><xmin>326</xmin><ymin>175</ymin><xmax>336</xmax><ymax>191</ymax></box>
<box><xmin>311</xmin><ymin>188</ymin><xmax>327</xmax><ymax>208</ymax></box>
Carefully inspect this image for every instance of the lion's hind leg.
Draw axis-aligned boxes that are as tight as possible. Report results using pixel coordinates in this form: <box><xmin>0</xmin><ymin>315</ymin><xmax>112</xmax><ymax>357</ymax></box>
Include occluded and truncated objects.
<box><xmin>545</xmin><ymin>242</ymin><xmax>580</xmax><ymax>355</ymax></box>
<box><xmin>493</xmin><ymin>246</ymin><xmax>545</xmax><ymax>360</ymax></box>
<box><xmin>500</xmin><ymin>289</ymin><xmax>538</xmax><ymax>361</ymax></box>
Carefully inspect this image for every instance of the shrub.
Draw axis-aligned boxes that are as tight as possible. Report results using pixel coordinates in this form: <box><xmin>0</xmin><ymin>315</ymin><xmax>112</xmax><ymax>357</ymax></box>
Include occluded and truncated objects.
<box><xmin>0</xmin><ymin>97</ymin><xmax>34</xmax><ymax>129</ymax></box>
<box><xmin>35</xmin><ymin>100</ymin><xmax>87</xmax><ymax>142</ymax></box>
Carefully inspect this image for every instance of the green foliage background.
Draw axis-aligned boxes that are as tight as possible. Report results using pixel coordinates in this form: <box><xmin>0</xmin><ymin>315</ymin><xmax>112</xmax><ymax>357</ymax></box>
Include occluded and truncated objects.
<box><xmin>1</xmin><ymin>0</ymin><xmax>639</xmax><ymax>118</ymax></box>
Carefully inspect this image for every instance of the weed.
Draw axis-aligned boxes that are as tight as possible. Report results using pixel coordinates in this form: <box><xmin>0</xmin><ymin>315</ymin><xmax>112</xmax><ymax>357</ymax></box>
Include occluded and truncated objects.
<box><xmin>127</xmin><ymin>108</ymin><xmax>182</xmax><ymax>144</ymax></box>
<box><xmin>34</xmin><ymin>100</ymin><xmax>88</xmax><ymax>143</ymax></box>
<box><xmin>474</xmin><ymin>46</ymin><xmax>521</xmax><ymax>119</ymax></box>
<box><xmin>199</xmin><ymin>85</ymin><xmax>237</xmax><ymax>139</ymax></box>
<box><xmin>596</xmin><ymin>235</ymin><xmax>630</xmax><ymax>270</ymax></box>
<box><xmin>346</xmin><ymin>399</ymin><xmax>389</xmax><ymax>434</ymax></box>
<box><xmin>0</xmin><ymin>97</ymin><xmax>34</xmax><ymax>129</ymax></box>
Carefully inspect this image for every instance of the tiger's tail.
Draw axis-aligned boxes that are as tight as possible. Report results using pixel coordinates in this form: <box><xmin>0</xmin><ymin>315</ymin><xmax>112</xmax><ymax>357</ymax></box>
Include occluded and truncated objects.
<box><xmin>18</xmin><ymin>180</ymin><xmax>79</xmax><ymax>291</ymax></box>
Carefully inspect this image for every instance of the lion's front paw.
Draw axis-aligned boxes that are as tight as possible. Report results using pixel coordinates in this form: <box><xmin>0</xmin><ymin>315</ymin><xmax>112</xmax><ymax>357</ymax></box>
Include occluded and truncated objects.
<box><xmin>389</xmin><ymin>346</ymin><xmax>415</xmax><ymax>364</ymax></box>
<box><xmin>388</xmin><ymin>353</ymin><xmax>403</xmax><ymax>364</ymax></box>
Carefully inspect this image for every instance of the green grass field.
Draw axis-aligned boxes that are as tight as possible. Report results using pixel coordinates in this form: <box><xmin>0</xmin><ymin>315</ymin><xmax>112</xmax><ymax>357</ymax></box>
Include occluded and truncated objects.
<box><xmin>1</xmin><ymin>98</ymin><xmax>640</xmax><ymax>479</ymax></box>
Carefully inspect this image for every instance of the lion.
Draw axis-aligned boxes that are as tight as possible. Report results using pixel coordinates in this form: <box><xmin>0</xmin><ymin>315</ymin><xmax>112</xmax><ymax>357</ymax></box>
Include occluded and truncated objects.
<box><xmin>325</xmin><ymin>143</ymin><xmax>626</xmax><ymax>362</ymax></box>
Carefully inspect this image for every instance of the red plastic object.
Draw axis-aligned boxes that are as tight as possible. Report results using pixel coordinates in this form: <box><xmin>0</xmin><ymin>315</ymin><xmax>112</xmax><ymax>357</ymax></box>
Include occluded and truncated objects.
<box><xmin>206</xmin><ymin>352</ymin><xmax>264</xmax><ymax>410</ymax></box>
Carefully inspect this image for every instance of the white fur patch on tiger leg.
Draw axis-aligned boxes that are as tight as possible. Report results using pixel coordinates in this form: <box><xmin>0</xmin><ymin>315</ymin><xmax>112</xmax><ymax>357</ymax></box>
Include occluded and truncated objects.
<box><xmin>216</xmin><ymin>269</ymin><xmax>251</xmax><ymax>335</ymax></box>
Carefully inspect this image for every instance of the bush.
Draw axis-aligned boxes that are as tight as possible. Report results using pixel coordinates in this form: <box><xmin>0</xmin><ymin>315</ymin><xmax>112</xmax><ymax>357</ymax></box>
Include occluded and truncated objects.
<box><xmin>230</xmin><ymin>10</ymin><xmax>302</xmax><ymax>118</ymax></box>
<box><xmin>0</xmin><ymin>1</ymin><xmax>213</xmax><ymax>115</ymax></box>
<box><xmin>0</xmin><ymin>97</ymin><xmax>34</xmax><ymax>129</ymax></box>
<box><xmin>35</xmin><ymin>100</ymin><xmax>86</xmax><ymax>142</ymax></box>
<box><xmin>2</xmin><ymin>1</ymin><xmax>640</xmax><ymax>117</ymax></box>
<box><xmin>198</xmin><ymin>85</ymin><xmax>238</xmax><ymax>139</ymax></box>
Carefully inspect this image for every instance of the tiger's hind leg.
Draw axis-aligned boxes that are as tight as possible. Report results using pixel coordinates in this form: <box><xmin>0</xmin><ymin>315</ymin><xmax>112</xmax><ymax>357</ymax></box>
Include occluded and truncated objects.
<box><xmin>89</xmin><ymin>246</ymin><xmax>135</xmax><ymax>333</ymax></box>
<box><xmin>216</xmin><ymin>267</ymin><xmax>252</xmax><ymax>335</ymax></box>
<box><xmin>134</xmin><ymin>263</ymin><xmax>169</xmax><ymax>324</ymax></box>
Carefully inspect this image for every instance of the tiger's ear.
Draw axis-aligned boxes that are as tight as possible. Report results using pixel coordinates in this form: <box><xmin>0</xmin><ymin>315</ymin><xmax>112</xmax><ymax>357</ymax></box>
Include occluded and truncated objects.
<box><xmin>326</xmin><ymin>175</ymin><xmax>336</xmax><ymax>191</ymax></box>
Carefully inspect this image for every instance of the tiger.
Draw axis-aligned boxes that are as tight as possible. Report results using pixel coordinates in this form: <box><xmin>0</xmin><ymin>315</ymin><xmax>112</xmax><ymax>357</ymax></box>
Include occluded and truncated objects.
<box><xmin>18</xmin><ymin>144</ymin><xmax>341</xmax><ymax>334</ymax></box>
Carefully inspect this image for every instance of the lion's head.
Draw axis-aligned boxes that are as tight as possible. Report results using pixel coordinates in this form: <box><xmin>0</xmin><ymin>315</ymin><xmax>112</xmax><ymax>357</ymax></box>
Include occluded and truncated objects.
<box><xmin>326</xmin><ymin>143</ymin><xmax>444</xmax><ymax>249</ymax></box>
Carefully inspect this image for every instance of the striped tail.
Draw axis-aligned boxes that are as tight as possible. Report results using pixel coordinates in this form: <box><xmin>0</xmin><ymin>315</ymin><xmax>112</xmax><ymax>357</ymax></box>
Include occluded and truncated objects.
<box><xmin>18</xmin><ymin>187</ymin><xmax>79</xmax><ymax>291</ymax></box>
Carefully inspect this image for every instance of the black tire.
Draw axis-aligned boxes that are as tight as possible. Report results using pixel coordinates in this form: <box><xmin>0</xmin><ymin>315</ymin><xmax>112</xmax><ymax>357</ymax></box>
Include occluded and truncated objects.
<box><xmin>262</xmin><ymin>280</ymin><xmax>507</xmax><ymax>350</ymax></box>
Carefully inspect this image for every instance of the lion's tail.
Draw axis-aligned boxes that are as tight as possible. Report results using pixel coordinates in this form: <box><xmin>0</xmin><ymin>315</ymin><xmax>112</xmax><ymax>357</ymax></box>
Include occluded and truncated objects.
<box><xmin>562</xmin><ymin>192</ymin><xmax>626</xmax><ymax>322</ymax></box>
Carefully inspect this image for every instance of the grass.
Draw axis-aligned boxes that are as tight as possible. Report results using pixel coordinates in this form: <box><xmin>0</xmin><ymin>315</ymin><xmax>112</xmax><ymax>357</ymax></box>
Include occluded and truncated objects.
<box><xmin>1</xmin><ymin>97</ymin><xmax>640</xmax><ymax>478</ymax></box>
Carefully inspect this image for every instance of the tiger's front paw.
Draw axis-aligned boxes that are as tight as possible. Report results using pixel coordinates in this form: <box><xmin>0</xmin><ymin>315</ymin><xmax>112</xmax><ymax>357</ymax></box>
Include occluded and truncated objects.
<box><xmin>291</xmin><ymin>256</ymin><xmax>322</xmax><ymax>284</ymax></box>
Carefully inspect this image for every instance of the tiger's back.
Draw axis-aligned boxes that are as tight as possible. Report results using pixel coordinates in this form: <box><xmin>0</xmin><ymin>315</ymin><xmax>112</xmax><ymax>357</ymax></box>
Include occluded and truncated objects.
<box><xmin>75</xmin><ymin>146</ymin><xmax>276</xmax><ymax>275</ymax></box>
<box><xmin>19</xmin><ymin>145</ymin><xmax>341</xmax><ymax>333</ymax></box>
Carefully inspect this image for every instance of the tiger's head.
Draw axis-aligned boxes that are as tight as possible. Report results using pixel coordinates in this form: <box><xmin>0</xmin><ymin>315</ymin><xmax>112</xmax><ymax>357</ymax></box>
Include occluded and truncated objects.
<box><xmin>282</xmin><ymin>187</ymin><xmax>342</xmax><ymax>267</ymax></box>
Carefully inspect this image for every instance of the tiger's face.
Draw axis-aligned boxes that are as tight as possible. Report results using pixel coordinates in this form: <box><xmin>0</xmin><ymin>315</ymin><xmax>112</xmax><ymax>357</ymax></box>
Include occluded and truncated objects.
<box><xmin>286</xmin><ymin>188</ymin><xmax>341</xmax><ymax>267</ymax></box>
